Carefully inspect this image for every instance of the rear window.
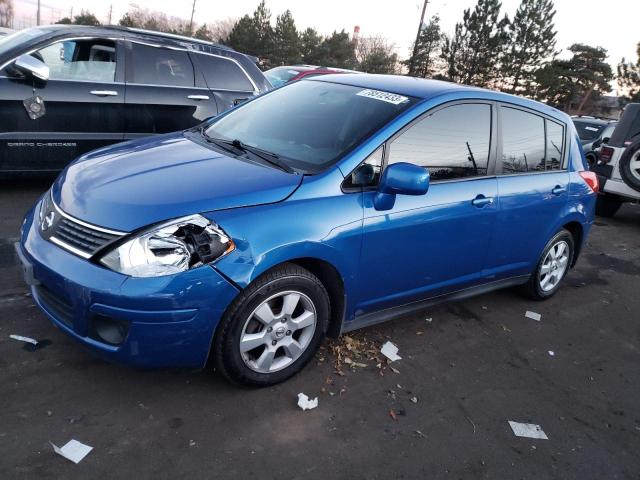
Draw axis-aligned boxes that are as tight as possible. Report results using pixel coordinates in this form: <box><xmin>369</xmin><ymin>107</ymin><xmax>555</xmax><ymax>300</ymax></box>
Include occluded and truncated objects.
<box><xmin>573</xmin><ymin>120</ymin><xmax>605</xmax><ymax>141</ymax></box>
<box><xmin>192</xmin><ymin>53</ymin><xmax>254</xmax><ymax>91</ymax></box>
<box><xmin>264</xmin><ymin>67</ymin><xmax>301</xmax><ymax>87</ymax></box>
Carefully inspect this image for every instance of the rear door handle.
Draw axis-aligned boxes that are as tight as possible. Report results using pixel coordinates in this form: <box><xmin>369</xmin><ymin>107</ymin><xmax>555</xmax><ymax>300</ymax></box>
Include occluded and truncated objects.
<box><xmin>552</xmin><ymin>185</ymin><xmax>567</xmax><ymax>195</ymax></box>
<box><xmin>471</xmin><ymin>195</ymin><xmax>494</xmax><ymax>207</ymax></box>
<box><xmin>187</xmin><ymin>95</ymin><xmax>210</xmax><ymax>101</ymax></box>
<box><xmin>90</xmin><ymin>90</ymin><xmax>118</xmax><ymax>96</ymax></box>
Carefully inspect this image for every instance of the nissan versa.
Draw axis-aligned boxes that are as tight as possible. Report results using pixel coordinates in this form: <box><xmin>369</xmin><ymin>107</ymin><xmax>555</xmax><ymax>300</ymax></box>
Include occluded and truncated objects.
<box><xmin>16</xmin><ymin>75</ymin><xmax>598</xmax><ymax>386</ymax></box>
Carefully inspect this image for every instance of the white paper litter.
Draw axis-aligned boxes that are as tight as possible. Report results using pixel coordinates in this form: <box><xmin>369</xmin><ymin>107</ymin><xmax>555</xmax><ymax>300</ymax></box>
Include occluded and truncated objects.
<box><xmin>297</xmin><ymin>393</ymin><xmax>318</xmax><ymax>411</ymax></box>
<box><xmin>508</xmin><ymin>421</ymin><xmax>548</xmax><ymax>439</ymax></box>
<box><xmin>9</xmin><ymin>334</ymin><xmax>38</xmax><ymax>345</ymax></box>
<box><xmin>548</xmin><ymin>350</ymin><xmax>555</xmax><ymax>356</ymax></box>
<box><xmin>50</xmin><ymin>439</ymin><xmax>93</xmax><ymax>464</ymax></box>
<box><xmin>525</xmin><ymin>310</ymin><xmax>542</xmax><ymax>322</ymax></box>
<box><xmin>381</xmin><ymin>341</ymin><xmax>402</xmax><ymax>362</ymax></box>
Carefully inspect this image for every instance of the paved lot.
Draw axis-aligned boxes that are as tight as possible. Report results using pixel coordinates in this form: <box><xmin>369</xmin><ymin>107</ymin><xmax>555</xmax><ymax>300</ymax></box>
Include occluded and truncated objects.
<box><xmin>1</xmin><ymin>178</ymin><xmax>639</xmax><ymax>479</ymax></box>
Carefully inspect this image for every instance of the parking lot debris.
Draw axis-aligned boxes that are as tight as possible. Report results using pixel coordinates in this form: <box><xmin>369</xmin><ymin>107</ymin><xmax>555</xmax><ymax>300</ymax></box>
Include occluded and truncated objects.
<box><xmin>389</xmin><ymin>409</ymin><xmax>398</xmax><ymax>421</ymax></box>
<box><xmin>414</xmin><ymin>430</ymin><xmax>426</xmax><ymax>438</ymax></box>
<box><xmin>50</xmin><ymin>439</ymin><xmax>93</xmax><ymax>464</ymax></box>
<box><xmin>410</xmin><ymin>396</ymin><xmax>418</xmax><ymax>403</ymax></box>
<box><xmin>525</xmin><ymin>311</ymin><xmax>542</xmax><ymax>321</ymax></box>
<box><xmin>548</xmin><ymin>351</ymin><xmax>555</xmax><ymax>356</ymax></box>
<box><xmin>381</xmin><ymin>341</ymin><xmax>402</xmax><ymax>362</ymax></box>
<box><xmin>9</xmin><ymin>334</ymin><xmax>51</xmax><ymax>351</ymax></box>
<box><xmin>425</xmin><ymin>317</ymin><xmax>433</xmax><ymax>323</ymax></box>
<box><xmin>508</xmin><ymin>421</ymin><xmax>548</xmax><ymax>440</ymax></box>
<box><xmin>297</xmin><ymin>393</ymin><xmax>318</xmax><ymax>411</ymax></box>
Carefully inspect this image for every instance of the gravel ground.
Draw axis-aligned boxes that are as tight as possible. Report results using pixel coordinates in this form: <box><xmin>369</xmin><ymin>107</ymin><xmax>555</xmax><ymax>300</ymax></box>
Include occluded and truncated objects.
<box><xmin>1</xmin><ymin>178</ymin><xmax>639</xmax><ymax>479</ymax></box>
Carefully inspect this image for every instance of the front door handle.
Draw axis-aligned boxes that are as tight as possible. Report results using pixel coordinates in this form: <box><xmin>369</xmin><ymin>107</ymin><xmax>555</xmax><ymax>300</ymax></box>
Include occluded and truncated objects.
<box><xmin>471</xmin><ymin>195</ymin><xmax>494</xmax><ymax>207</ymax></box>
<box><xmin>90</xmin><ymin>90</ymin><xmax>118</xmax><ymax>96</ymax></box>
<box><xmin>187</xmin><ymin>95</ymin><xmax>210</xmax><ymax>101</ymax></box>
<box><xmin>552</xmin><ymin>185</ymin><xmax>567</xmax><ymax>195</ymax></box>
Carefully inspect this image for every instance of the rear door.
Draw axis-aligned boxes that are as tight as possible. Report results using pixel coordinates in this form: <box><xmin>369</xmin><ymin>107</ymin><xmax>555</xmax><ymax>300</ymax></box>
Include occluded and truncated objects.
<box><xmin>0</xmin><ymin>37</ymin><xmax>125</xmax><ymax>172</ymax></box>
<box><xmin>123</xmin><ymin>42</ymin><xmax>218</xmax><ymax>139</ymax></box>
<box><xmin>487</xmin><ymin>105</ymin><xmax>569</xmax><ymax>279</ymax></box>
<box><xmin>189</xmin><ymin>52</ymin><xmax>258</xmax><ymax>114</ymax></box>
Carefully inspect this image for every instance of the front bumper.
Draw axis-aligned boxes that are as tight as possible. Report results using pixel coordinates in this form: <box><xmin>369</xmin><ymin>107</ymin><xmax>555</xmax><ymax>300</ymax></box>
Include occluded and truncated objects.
<box><xmin>17</xmin><ymin>203</ymin><xmax>240</xmax><ymax>368</ymax></box>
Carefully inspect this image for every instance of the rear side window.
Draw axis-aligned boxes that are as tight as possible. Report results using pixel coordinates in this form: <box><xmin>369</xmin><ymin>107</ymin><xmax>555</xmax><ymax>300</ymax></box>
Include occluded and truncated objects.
<box><xmin>193</xmin><ymin>54</ymin><xmax>254</xmax><ymax>91</ymax></box>
<box><xmin>129</xmin><ymin>44</ymin><xmax>194</xmax><ymax>87</ymax></box>
<box><xmin>545</xmin><ymin>120</ymin><xmax>565</xmax><ymax>170</ymax></box>
<box><xmin>501</xmin><ymin>107</ymin><xmax>546</xmax><ymax>173</ymax></box>
<box><xmin>388</xmin><ymin>103</ymin><xmax>491</xmax><ymax>181</ymax></box>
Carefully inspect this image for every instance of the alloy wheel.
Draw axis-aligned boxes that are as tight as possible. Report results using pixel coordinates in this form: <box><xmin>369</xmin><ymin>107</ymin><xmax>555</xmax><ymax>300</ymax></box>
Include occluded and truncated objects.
<box><xmin>539</xmin><ymin>240</ymin><xmax>570</xmax><ymax>292</ymax></box>
<box><xmin>239</xmin><ymin>291</ymin><xmax>317</xmax><ymax>373</ymax></box>
<box><xmin>629</xmin><ymin>150</ymin><xmax>640</xmax><ymax>182</ymax></box>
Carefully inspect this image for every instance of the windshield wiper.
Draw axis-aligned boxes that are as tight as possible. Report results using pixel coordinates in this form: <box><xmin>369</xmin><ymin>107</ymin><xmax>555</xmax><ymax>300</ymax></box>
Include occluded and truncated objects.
<box><xmin>228</xmin><ymin>139</ymin><xmax>295</xmax><ymax>174</ymax></box>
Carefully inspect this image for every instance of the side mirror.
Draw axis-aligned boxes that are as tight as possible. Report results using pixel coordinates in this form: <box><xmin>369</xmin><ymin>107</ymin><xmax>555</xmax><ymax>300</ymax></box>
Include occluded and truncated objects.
<box><xmin>374</xmin><ymin>162</ymin><xmax>430</xmax><ymax>211</ymax></box>
<box><xmin>14</xmin><ymin>54</ymin><xmax>49</xmax><ymax>81</ymax></box>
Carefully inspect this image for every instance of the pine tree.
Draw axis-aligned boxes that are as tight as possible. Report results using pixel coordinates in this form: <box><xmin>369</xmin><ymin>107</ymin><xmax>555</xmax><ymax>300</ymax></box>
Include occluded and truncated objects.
<box><xmin>405</xmin><ymin>15</ymin><xmax>443</xmax><ymax>78</ymax></box>
<box><xmin>194</xmin><ymin>24</ymin><xmax>212</xmax><ymax>41</ymax></box>
<box><xmin>300</xmin><ymin>28</ymin><xmax>323</xmax><ymax>64</ymax></box>
<box><xmin>441</xmin><ymin>0</ymin><xmax>508</xmax><ymax>87</ymax></box>
<box><xmin>226</xmin><ymin>1</ymin><xmax>273</xmax><ymax>63</ymax></box>
<box><xmin>501</xmin><ymin>0</ymin><xmax>557</xmax><ymax>95</ymax></box>
<box><xmin>617</xmin><ymin>42</ymin><xmax>640</xmax><ymax>105</ymax></box>
<box><xmin>271</xmin><ymin>10</ymin><xmax>300</xmax><ymax>66</ymax></box>
<box><xmin>316</xmin><ymin>30</ymin><xmax>356</xmax><ymax>69</ymax></box>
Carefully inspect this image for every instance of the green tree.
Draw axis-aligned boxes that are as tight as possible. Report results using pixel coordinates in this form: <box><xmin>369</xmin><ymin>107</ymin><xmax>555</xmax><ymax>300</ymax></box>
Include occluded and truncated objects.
<box><xmin>535</xmin><ymin>43</ymin><xmax>613</xmax><ymax>114</ymax></box>
<box><xmin>71</xmin><ymin>10</ymin><xmax>101</xmax><ymax>26</ymax></box>
<box><xmin>405</xmin><ymin>15</ymin><xmax>443</xmax><ymax>78</ymax></box>
<box><xmin>316</xmin><ymin>30</ymin><xmax>356</xmax><ymax>68</ymax></box>
<box><xmin>441</xmin><ymin>0</ymin><xmax>508</xmax><ymax>87</ymax></box>
<box><xmin>226</xmin><ymin>1</ymin><xmax>274</xmax><ymax>63</ymax></box>
<box><xmin>194</xmin><ymin>24</ymin><xmax>212</xmax><ymax>41</ymax></box>
<box><xmin>118</xmin><ymin>13</ymin><xmax>137</xmax><ymax>27</ymax></box>
<box><xmin>501</xmin><ymin>0</ymin><xmax>557</xmax><ymax>94</ymax></box>
<box><xmin>271</xmin><ymin>10</ymin><xmax>300</xmax><ymax>66</ymax></box>
<box><xmin>617</xmin><ymin>42</ymin><xmax>640</xmax><ymax>105</ymax></box>
<box><xmin>55</xmin><ymin>17</ymin><xmax>72</xmax><ymax>25</ymax></box>
<box><xmin>299</xmin><ymin>27</ymin><xmax>323</xmax><ymax>64</ymax></box>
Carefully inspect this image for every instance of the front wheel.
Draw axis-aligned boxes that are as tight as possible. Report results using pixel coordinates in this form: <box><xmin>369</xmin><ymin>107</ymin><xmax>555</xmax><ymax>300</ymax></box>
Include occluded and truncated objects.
<box><xmin>212</xmin><ymin>263</ymin><xmax>330</xmax><ymax>386</ymax></box>
<box><xmin>521</xmin><ymin>229</ymin><xmax>574</xmax><ymax>300</ymax></box>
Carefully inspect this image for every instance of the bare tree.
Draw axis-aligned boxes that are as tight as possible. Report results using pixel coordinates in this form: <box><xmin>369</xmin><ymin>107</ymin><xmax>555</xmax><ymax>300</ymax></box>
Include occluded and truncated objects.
<box><xmin>356</xmin><ymin>36</ymin><xmax>398</xmax><ymax>74</ymax></box>
<box><xmin>210</xmin><ymin>17</ymin><xmax>238</xmax><ymax>43</ymax></box>
<box><xmin>0</xmin><ymin>0</ymin><xmax>14</xmax><ymax>28</ymax></box>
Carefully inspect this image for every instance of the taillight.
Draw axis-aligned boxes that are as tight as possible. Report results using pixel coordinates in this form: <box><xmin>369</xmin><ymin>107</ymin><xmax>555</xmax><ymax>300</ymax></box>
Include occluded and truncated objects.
<box><xmin>579</xmin><ymin>171</ymin><xmax>599</xmax><ymax>193</ymax></box>
<box><xmin>599</xmin><ymin>146</ymin><xmax>614</xmax><ymax>163</ymax></box>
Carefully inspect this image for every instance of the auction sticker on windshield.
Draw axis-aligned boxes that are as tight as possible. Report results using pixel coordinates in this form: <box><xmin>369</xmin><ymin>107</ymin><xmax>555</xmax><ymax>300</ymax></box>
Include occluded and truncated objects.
<box><xmin>357</xmin><ymin>89</ymin><xmax>409</xmax><ymax>105</ymax></box>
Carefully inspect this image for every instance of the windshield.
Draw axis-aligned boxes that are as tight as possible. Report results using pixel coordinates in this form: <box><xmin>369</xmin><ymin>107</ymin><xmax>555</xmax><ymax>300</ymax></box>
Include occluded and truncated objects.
<box><xmin>573</xmin><ymin>120</ymin><xmax>605</xmax><ymax>141</ymax></box>
<box><xmin>0</xmin><ymin>27</ymin><xmax>55</xmax><ymax>57</ymax></box>
<box><xmin>204</xmin><ymin>80</ymin><xmax>417</xmax><ymax>173</ymax></box>
<box><xmin>263</xmin><ymin>67</ymin><xmax>303</xmax><ymax>88</ymax></box>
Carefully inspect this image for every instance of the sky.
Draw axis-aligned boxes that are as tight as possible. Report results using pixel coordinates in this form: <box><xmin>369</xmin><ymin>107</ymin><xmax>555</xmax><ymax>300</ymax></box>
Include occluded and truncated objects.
<box><xmin>14</xmin><ymin>0</ymin><xmax>640</xmax><ymax>72</ymax></box>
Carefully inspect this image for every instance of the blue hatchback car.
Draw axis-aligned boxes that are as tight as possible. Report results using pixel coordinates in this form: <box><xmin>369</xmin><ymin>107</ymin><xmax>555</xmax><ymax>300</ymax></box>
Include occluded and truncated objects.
<box><xmin>17</xmin><ymin>75</ymin><xmax>598</xmax><ymax>385</ymax></box>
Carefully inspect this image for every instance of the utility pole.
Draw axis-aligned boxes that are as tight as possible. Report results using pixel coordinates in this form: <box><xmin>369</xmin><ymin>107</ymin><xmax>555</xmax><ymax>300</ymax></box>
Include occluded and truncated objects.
<box><xmin>36</xmin><ymin>0</ymin><xmax>41</xmax><ymax>26</ymax></box>
<box><xmin>409</xmin><ymin>0</ymin><xmax>428</xmax><ymax>76</ymax></box>
<box><xmin>189</xmin><ymin>0</ymin><xmax>197</xmax><ymax>36</ymax></box>
<box><xmin>108</xmin><ymin>4</ymin><xmax>113</xmax><ymax>25</ymax></box>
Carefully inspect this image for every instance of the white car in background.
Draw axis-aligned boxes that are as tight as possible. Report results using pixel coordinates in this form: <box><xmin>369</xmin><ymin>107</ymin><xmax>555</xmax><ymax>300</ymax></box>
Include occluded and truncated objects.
<box><xmin>593</xmin><ymin>103</ymin><xmax>640</xmax><ymax>217</ymax></box>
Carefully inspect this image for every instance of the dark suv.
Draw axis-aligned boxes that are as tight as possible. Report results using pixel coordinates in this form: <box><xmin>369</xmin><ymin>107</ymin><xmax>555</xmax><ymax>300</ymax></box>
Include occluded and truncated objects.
<box><xmin>0</xmin><ymin>25</ymin><xmax>271</xmax><ymax>173</ymax></box>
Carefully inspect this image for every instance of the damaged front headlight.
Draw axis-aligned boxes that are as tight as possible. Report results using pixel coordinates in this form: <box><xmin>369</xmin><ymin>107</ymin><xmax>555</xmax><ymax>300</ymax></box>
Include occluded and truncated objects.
<box><xmin>99</xmin><ymin>215</ymin><xmax>234</xmax><ymax>278</ymax></box>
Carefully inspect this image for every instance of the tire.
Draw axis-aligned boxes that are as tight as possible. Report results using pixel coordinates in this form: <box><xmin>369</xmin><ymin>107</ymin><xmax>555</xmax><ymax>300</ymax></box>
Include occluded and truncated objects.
<box><xmin>213</xmin><ymin>263</ymin><xmax>330</xmax><ymax>387</ymax></box>
<box><xmin>585</xmin><ymin>152</ymin><xmax>597</xmax><ymax>169</ymax></box>
<box><xmin>520</xmin><ymin>229</ymin><xmax>574</xmax><ymax>301</ymax></box>
<box><xmin>619</xmin><ymin>141</ymin><xmax>640</xmax><ymax>192</ymax></box>
<box><xmin>595</xmin><ymin>193</ymin><xmax>622</xmax><ymax>218</ymax></box>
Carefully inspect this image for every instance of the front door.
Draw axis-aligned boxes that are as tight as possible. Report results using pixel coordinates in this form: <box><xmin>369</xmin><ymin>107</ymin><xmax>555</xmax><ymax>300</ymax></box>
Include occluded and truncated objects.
<box><xmin>0</xmin><ymin>37</ymin><xmax>125</xmax><ymax>172</ymax></box>
<box><xmin>123</xmin><ymin>42</ymin><xmax>218</xmax><ymax>139</ymax></box>
<box><xmin>354</xmin><ymin>102</ymin><xmax>499</xmax><ymax>315</ymax></box>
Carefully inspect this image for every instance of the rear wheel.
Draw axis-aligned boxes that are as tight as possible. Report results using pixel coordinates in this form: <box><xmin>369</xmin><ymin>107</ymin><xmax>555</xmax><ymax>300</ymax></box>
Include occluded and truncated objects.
<box><xmin>595</xmin><ymin>193</ymin><xmax>623</xmax><ymax>218</ymax></box>
<box><xmin>619</xmin><ymin>142</ymin><xmax>640</xmax><ymax>192</ymax></box>
<box><xmin>521</xmin><ymin>229</ymin><xmax>574</xmax><ymax>300</ymax></box>
<box><xmin>213</xmin><ymin>263</ymin><xmax>330</xmax><ymax>386</ymax></box>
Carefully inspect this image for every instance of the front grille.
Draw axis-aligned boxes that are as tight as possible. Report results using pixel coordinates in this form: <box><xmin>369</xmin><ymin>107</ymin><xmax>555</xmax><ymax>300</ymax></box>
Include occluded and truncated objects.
<box><xmin>35</xmin><ymin>285</ymin><xmax>73</xmax><ymax>328</ymax></box>
<box><xmin>39</xmin><ymin>192</ymin><xmax>126</xmax><ymax>258</ymax></box>
<box><xmin>52</xmin><ymin>216</ymin><xmax>121</xmax><ymax>256</ymax></box>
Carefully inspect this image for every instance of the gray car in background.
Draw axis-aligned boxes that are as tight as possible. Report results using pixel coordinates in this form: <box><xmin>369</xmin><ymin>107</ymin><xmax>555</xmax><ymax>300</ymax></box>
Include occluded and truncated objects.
<box><xmin>572</xmin><ymin>116</ymin><xmax>617</xmax><ymax>167</ymax></box>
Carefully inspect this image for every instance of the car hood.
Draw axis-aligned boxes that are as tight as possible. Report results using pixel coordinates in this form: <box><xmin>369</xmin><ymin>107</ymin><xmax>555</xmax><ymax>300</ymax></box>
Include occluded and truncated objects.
<box><xmin>52</xmin><ymin>132</ymin><xmax>302</xmax><ymax>232</ymax></box>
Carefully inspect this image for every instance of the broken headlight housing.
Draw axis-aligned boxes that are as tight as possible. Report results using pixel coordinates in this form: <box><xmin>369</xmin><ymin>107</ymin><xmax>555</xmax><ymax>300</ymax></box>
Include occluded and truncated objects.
<box><xmin>99</xmin><ymin>215</ymin><xmax>234</xmax><ymax>278</ymax></box>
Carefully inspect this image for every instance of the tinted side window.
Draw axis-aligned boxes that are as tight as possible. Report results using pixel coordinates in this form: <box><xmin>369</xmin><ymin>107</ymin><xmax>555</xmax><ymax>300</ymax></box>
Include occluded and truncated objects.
<box><xmin>388</xmin><ymin>103</ymin><xmax>491</xmax><ymax>181</ymax></box>
<box><xmin>501</xmin><ymin>107</ymin><xmax>545</xmax><ymax>173</ymax></box>
<box><xmin>194</xmin><ymin>54</ymin><xmax>254</xmax><ymax>91</ymax></box>
<box><xmin>35</xmin><ymin>39</ymin><xmax>116</xmax><ymax>83</ymax></box>
<box><xmin>545</xmin><ymin>120</ymin><xmax>564</xmax><ymax>170</ymax></box>
<box><xmin>130</xmin><ymin>44</ymin><xmax>194</xmax><ymax>87</ymax></box>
